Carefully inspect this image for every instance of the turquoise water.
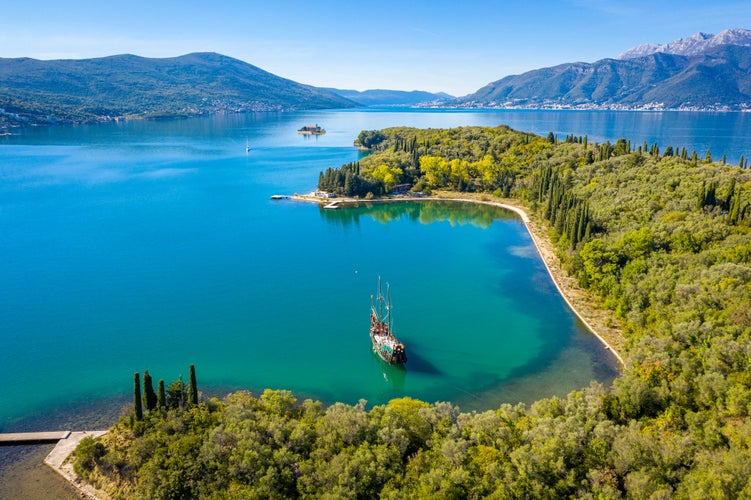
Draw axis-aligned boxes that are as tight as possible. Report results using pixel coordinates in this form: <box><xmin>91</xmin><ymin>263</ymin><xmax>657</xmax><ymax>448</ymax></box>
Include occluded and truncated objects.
<box><xmin>2</xmin><ymin>109</ymin><xmax>747</xmax><ymax>427</ymax></box>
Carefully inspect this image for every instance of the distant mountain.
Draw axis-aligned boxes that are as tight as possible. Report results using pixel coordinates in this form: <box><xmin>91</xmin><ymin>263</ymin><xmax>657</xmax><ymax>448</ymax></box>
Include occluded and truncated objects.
<box><xmin>459</xmin><ymin>30</ymin><xmax>751</xmax><ymax>110</ymax></box>
<box><xmin>324</xmin><ymin>88</ymin><xmax>454</xmax><ymax>106</ymax></box>
<box><xmin>618</xmin><ymin>28</ymin><xmax>751</xmax><ymax>59</ymax></box>
<box><xmin>0</xmin><ymin>52</ymin><xmax>357</xmax><ymax>125</ymax></box>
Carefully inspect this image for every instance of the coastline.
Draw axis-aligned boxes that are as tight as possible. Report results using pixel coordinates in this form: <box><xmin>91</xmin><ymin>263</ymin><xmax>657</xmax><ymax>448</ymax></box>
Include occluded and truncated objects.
<box><xmin>21</xmin><ymin>191</ymin><xmax>625</xmax><ymax>499</ymax></box>
<box><xmin>293</xmin><ymin>191</ymin><xmax>625</xmax><ymax>365</ymax></box>
<box><xmin>44</xmin><ymin>431</ymin><xmax>109</xmax><ymax>500</ymax></box>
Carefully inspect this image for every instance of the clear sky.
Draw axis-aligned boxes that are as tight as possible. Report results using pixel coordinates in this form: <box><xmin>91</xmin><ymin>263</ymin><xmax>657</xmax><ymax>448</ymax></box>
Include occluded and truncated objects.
<box><xmin>2</xmin><ymin>0</ymin><xmax>749</xmax><ymax>96</ymax></box>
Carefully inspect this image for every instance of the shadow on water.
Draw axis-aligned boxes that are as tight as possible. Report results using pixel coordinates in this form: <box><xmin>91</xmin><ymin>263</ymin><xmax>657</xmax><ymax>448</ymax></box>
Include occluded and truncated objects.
<box><xmin>399</xmin><ymin>340</ymin><xmax>442</xmax><ymax>375</ymax></box>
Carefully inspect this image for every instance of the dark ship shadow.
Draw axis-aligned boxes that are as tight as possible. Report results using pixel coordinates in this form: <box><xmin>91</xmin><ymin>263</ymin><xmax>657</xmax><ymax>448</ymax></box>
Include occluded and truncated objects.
<box><xmin>401</xmin><ymin>344</ymin><xmax>442</xmax><ymax>375</ymax></box>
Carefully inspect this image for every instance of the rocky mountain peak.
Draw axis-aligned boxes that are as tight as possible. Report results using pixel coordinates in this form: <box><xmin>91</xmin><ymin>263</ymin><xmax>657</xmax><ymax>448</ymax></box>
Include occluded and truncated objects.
<box><xmin>618</xmin><ymin>28</ymin><xmax>751</xmax><ymax>59</ymax></box>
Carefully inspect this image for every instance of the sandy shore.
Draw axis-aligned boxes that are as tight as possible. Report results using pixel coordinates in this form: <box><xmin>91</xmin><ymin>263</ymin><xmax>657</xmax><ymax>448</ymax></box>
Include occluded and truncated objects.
<box><xmin>294</xmin><ymin>191</ymin><xmax>625</xmax><ymax>365</ymax></box>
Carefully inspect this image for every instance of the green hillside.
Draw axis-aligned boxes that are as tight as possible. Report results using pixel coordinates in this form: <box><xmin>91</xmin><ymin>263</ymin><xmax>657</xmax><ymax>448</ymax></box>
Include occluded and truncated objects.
<box><xmin>0</xmin><ymin>52</ymin><xmax>357</xmax><ymax>125</ymax></box>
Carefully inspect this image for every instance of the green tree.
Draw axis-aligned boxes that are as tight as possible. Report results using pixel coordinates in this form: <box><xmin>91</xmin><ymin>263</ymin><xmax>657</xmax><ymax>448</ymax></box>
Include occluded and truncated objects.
<box><xmin>167</xmin><ymin>375</ymin><xmax>185</xmax><ymax>410</ymax></box>
<box><xmin>143</xmin><ymin>370</ymin><xmax>157</xmax><ymax>411</ymax></box>
<box><xmin>188</xmin><ymin>364</ymin><xmax>198</xmax><ymax>406</ymax></box>
<box><xmin>133</xmin><ymin>372</ymin><xmax>143</xmax><ymax>421</ymax></box>
<box><xmin>157</xmin><ymin>379</ymin><xmax>166</xmax><ymax>410</ymax></box>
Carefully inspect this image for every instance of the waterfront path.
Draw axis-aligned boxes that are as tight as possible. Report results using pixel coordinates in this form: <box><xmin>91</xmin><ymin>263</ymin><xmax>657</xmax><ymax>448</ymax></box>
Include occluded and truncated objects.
<box><xmin>44</xmin><ymin>430</ymin><xmax>109</xmax><ymax>500</ymax></box>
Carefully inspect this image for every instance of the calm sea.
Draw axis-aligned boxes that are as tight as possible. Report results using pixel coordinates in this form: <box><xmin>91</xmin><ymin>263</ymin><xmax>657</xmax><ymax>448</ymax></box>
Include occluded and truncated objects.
<box><xmin>1</xmin><ymin>109</ymin><xmax>748</xmax><ymax>429</ymax></box>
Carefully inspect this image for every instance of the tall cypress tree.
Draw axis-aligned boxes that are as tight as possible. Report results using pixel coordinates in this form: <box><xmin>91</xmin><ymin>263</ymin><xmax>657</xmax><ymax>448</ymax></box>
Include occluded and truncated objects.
<box><xmin>188</xmin><ymin>364</ymin><xmax>198</xmax><ymax>406</ymax></box>
<box><xmin>143</xmin><ymin>370</ymin><xmax>157</xmax><ymax>411</ymax></box>
<box><xmin>157</xmin><ymin>379</ymin><xmax>166</xmax><ymax>410</ymax></box>
<box><xmin>133</xmin><ymin>372</ymin><xmax>143</xmax><ymax>421</ymax></box>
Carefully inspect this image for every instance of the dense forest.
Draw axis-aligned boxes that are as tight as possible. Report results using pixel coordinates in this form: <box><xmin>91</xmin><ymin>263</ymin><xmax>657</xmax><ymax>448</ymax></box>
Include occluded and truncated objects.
<box><xmin>75</xmin><ymin>126</ymin><xmax>751</xmax><ymax>498</ymax></box>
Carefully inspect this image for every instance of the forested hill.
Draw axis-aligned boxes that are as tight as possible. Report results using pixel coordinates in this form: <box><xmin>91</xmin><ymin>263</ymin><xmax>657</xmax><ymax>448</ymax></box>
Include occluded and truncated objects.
<box><xmin>75</xmin><ymin>127</ymin><xmax>751</xmax><ymax>498</ymax></box>
<box><xmin>458</xmin><ymin>44</ymin><xmax>751</xmax><ymax>110</ymax></box>
<box><xmin>0</xmin><ymin>52</ymin><xmax>357</xmax><ymax>125</ymax></box>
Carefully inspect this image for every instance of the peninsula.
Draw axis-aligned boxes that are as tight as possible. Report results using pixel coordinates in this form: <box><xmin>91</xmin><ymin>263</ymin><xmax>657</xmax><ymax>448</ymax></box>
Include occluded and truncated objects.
<box><xmin>63</xmin><ymin>125</ymin><xmax>751</xmax><ymax>498</ymax></box>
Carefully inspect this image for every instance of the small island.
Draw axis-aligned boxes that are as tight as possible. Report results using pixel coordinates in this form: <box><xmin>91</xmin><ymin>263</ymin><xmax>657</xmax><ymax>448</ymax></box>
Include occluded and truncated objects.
<box><xmin>297</xmin><ymin>124</ymin><xmax>326</xmax><ymax>135</ymax></box>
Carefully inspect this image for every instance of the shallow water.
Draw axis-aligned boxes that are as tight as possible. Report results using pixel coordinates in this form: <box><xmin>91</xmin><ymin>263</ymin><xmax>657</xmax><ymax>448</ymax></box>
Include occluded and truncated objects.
<box><xmin>5</xmin><ymin>107</ymin><xmax>748</xmax><ymax>429</ymax></box>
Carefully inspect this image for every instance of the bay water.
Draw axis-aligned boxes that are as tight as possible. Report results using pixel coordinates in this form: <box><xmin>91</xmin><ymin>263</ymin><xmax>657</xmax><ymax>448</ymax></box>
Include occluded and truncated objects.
<box><xmin>1</xmin><ymin>109</ymin><xmax>748</xmax><ymax>429</ymax></box>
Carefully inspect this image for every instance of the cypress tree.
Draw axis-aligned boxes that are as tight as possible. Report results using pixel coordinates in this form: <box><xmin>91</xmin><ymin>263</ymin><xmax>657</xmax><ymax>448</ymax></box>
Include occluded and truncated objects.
<box><xmin>740</xmin><ymin>155</ymin><xmax>745</xmax><ymax>169</ymax></box>
<box><xmin>724</xmin><ymin>178</ymin><xmax>737</xmax><ymax>211</ymax></box>
<box><xmin>706</xmin><ymin>182</ymin><xmax>717</xmax><ymax>207</ymax></box>
<box><xmin>729</xmin><ymin>187</ymin><xmax>741</xmax><ymax>224</ymax></box>
<box><xmin>133</xmin><ymin>372</ymin><xmax>143</xmax><ymax>421</ymax></box>
<box><xmin>157</xmin><ymin>379</ymin><xmax>166</xmax><ymax>410</ymax></box>
<box><xmin>188</xmin><ymin>364</ymin><xmax>198</xmax><ymax>406</ymax></box>
<box><xmin>698</xmin><ymin>181</ymin><xmax>707</xmax><ymax>210</ymax></box>
<box><xmin>143</xmin><ymin>370</ymin><xmax>157</xmax><ymax>411</ymax></box>
<box><xmin>705</xmin><ymin>150</ymin><xmax>712</xmax><ymax>163</ymax></box>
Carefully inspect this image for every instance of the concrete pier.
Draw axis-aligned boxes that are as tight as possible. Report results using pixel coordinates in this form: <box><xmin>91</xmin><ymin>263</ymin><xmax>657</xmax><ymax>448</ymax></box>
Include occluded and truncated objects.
<box><xmin>0</xmin><ymin>431</ymin><xmax>71</xmax><ymax>446</ymax></box>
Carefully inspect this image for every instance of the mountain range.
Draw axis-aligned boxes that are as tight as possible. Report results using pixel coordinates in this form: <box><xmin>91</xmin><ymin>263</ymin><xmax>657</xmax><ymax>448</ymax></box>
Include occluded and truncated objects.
<box><xmin>2</xmin><ymin>28</ymin><xmax>750</xmax><ymax>126</ymax></box>
<box><xmin>323</xmin><ymin>88</ymin><xmax>453</xmax><ymax>106</ymax></box>
<box><xmin>458</xmin><ymin>28</ymin><xmax>751</xmax><ymax>110</ymax></box>
<box><xmin>0</xmin><ymin>52</ymin><xmax>356</xmax><ymax>125</ymax></box>
<box><xmin>618</xmin><ymin>28</ymin><xmax>751</xmax><ymax>59</ymax></box>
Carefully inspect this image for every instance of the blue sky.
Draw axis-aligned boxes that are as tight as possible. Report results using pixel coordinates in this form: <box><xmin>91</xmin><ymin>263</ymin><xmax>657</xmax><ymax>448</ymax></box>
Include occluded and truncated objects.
<box><xmin>2</xmin><ymin>0</ymin><xmax>749</xmax><ymax>96</ymax></box>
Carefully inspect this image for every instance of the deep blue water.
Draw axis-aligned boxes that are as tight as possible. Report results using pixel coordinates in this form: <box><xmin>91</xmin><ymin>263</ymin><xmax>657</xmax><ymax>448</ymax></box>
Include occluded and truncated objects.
<box><xmin>1</xmin><ymin>109</ymin><xmax>748</xmax><ymax>428</ymax></box>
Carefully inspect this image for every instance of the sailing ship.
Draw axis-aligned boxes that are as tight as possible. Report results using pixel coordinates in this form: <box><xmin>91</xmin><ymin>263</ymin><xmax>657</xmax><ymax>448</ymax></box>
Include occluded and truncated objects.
<box><xmin>370</xmin><ymin>277</ymin><xmax>407</xmax><ymax>365</ymax></box>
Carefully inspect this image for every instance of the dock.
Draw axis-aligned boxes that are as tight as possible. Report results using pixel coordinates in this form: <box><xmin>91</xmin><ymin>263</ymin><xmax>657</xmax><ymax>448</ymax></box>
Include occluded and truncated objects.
<box><xmin>0</xmin><ymin>431</ymin><xmax>71</xmax><ymax>446</ymax></box>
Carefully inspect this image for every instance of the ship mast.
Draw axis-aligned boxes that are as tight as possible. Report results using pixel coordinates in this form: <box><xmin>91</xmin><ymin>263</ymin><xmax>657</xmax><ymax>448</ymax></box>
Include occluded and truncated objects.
<box><xmin>386</xmin><ymin>282</ymin><xmax>392</xmax><ymax>337</ymax></box>
<box><xmin>378</xmin><ymin>276</ymin><xmax>384</xmax><ymax>322</ymax></box>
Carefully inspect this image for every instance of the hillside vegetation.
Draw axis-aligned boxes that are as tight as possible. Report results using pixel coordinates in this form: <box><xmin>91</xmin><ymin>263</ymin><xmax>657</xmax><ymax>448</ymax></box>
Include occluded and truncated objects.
<box><xmin>0</xmin><ymin>53</ymin><xmax>355</xmax><ymax>126</ymax></box>
<box><xmin>75</xmin><ymin>126</ymin><xmax>751</xmax><ymax>498</ymax></box>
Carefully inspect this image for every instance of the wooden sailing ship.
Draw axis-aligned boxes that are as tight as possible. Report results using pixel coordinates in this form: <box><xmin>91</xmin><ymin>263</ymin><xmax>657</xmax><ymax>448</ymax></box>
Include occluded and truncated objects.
<box><xmin>370</xmin><ymin>277</ymin><xmax>407</xmax><ymax>365</ymax></box>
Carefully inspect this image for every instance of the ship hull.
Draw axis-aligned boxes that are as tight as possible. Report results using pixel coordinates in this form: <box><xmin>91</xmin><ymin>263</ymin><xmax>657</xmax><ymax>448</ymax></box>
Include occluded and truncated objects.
<box><xmin>371</xmin><ymin>335</ymin><xmax>407</xmax><ymax>365</ymax></box>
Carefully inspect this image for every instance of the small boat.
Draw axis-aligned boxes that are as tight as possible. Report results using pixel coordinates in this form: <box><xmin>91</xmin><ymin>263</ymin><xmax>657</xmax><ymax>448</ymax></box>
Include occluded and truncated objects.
<box><xmin>245</xmin><ymin>139</ymin><xmax>251</xmax><ymax>152</ymax></box>
<box><xmin>370</xmin><ymin>277</ymin><xmax>407</xmax><ymax>365</ymax></box>
<box><xmin>297</xmin><ymin>124</ymin><xmax>326</xmax><ymax>135</ymax></box>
